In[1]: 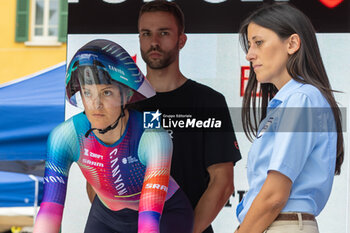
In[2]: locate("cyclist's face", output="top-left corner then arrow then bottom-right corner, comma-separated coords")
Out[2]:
81,84 -> 122,129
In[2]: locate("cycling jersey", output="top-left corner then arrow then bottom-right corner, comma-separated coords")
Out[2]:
34,110 -> 180,233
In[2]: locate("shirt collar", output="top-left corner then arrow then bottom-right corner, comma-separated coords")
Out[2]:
268,78 -> 304,109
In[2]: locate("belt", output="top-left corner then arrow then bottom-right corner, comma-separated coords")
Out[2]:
275,213 -> 316,222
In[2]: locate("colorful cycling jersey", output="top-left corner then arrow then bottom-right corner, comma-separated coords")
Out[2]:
33,110 -> 179,233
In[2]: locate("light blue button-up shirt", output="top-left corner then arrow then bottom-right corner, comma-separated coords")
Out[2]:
237,79 -> 337,223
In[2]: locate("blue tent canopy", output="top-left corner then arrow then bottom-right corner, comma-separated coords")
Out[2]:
0,171 -> 43,207
0,63 -> 65,207
0,63 -> 66,160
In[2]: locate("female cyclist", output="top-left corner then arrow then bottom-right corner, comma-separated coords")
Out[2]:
33,39 -> 193,233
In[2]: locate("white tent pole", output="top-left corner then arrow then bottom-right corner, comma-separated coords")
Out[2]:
28,174 -> 39,225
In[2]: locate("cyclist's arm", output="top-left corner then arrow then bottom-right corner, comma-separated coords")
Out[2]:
137,129 -> 173,233
33,122 -> 77,233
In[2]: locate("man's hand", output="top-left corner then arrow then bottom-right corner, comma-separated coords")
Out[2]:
193,162 -> 234,233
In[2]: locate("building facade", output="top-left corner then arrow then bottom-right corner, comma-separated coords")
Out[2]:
0,0 -> 67,84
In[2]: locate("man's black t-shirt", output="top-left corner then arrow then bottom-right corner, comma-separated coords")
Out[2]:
131,79 -> 241,232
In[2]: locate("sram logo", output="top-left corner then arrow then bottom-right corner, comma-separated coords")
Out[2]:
145,183 -> 168,192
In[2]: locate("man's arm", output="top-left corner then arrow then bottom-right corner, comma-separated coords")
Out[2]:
193,162 -> 234,233
193,92 -> 240,233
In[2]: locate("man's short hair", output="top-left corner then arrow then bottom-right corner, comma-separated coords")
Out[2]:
139,0 -> 185,34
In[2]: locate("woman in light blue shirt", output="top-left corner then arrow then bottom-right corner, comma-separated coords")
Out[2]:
235,3 -> 344,233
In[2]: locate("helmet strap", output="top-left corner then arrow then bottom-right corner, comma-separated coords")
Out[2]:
85,106 -> 126,138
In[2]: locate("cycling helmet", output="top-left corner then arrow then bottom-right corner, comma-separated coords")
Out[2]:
65,39 -> 155,136
66,39 -> 155,109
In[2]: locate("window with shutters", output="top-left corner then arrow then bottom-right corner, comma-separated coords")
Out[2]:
31,0 -> 59,43
16,0 -> 67,46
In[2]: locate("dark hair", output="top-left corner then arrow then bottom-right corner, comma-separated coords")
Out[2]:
139,0 -> 185,34
239,3 -> 344,175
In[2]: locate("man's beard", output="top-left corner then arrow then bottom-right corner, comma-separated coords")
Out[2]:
141,43 -> 179,69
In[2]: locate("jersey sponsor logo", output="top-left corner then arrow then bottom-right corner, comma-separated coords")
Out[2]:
143,110 -> 161,129
43,176 -> 65,184
89,151 -> 103,159
110,148 -> 118,157
145,183 -> 168,192
122,156 -> 138,164
110,155 -> 127,196
82,159 -> 104,167
84,148 -> 104,159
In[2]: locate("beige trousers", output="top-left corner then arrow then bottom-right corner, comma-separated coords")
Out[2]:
264,213 -> 319,233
